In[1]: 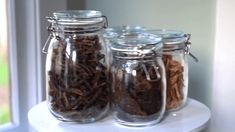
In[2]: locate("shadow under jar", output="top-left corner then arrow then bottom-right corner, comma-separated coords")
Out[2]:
148,29 -> 198,111
43,10 -> 110,123
108,29 -> 166,127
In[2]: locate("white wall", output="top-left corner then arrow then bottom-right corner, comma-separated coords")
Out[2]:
84,0 -> 216,107
210,0 -> 235,131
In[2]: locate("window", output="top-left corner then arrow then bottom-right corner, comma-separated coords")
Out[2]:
0,0 -> 66,131
0,0 -> 39,131
0,0 -> 11,126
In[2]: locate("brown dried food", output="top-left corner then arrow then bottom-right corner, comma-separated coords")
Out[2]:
163,54 -> 184,110
112,63 -> 163,117
48,35 -> 109,120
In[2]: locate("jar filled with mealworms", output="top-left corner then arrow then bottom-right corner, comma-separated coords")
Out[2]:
107,27 -> 166,127
148,29 -> 198,111
42,10 -> 109,122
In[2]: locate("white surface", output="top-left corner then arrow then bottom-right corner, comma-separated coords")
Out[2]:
210,0 -> 235,131
28,98 -> 210,132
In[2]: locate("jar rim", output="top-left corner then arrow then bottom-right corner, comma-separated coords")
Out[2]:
105,26 -> 162,54
111,32 -> 162,53
48,10 -> 106,27
147,29 -> 188,51
53,10 -> 103,19
103,25 -> 146,40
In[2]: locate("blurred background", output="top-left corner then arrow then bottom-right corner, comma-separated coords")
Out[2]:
0,0 -> 235,132
0,0 -> 10,125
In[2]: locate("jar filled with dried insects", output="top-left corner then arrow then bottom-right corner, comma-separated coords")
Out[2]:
108,27 -> 166,127
148,29 -> 198,111
42,10 -> 110,123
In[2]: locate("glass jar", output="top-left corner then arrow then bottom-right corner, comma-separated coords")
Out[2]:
42,10 -> 109,122
107,27 -> 166,127
148,29 -> 198,111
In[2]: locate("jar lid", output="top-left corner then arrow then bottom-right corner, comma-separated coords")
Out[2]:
104,26 -> 146,39
47,10 -> 107,29
148,29 -> 187,51
107,26 -> 162,59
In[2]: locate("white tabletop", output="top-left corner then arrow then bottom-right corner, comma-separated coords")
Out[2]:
28,98 -> 210,132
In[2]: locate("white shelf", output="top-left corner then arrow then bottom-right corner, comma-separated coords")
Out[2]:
28,98 -> 210,132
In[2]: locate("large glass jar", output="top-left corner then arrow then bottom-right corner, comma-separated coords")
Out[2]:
148,30 -> 198,111
107,27 -> 166,127
42,10 -> 109,122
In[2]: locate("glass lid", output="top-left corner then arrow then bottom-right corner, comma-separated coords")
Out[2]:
111,31 -> 162,54
148,29 -> 186,44
103,25 -> 146,39
53,10 -> 102,19
48,10 -> 105,26
147,29 -> 188,50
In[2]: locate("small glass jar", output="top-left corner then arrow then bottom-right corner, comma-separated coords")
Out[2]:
148,29 -> 198,111
107,27 -> 166,127
42,10 -> 109,122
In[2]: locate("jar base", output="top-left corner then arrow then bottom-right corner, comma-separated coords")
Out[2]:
112,111 -> 164,127
48,104 -> 110,123
166,98 -> 187,112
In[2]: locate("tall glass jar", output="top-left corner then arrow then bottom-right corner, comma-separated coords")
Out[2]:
148,29 -> 198,111
42,10 -> 109,122
107,27 -> 166,127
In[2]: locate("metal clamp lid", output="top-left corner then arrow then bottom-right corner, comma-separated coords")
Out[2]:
147,29 -> 199,62
142,63 -> 161,82
42,23 -> 61,54
184,34 -> 199,62
46,10 -> 108,29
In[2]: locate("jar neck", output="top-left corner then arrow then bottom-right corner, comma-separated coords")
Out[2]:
53,23 -> 103,33
47,23 -> 104,41
112,51 -> 162,61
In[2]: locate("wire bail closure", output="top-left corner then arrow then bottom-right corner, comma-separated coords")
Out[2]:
184,34 -> 199,62
42,18 -> 61,54
42,24 -> 53,54
102,15 -> 108,29
139,50 -> 161,82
